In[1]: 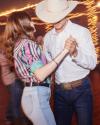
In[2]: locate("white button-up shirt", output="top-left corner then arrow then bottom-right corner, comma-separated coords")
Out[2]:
44,20 -> 97,84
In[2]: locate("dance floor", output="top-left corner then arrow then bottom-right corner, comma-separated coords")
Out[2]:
0,69 -> 100,125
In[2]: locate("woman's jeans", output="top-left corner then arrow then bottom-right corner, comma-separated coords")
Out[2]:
21,86 -> 56,125
54,77 -> 93,125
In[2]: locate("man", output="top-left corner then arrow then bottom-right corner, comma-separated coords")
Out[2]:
35,0 -> 97,125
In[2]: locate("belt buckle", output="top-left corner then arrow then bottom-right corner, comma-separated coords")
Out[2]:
62,83 -> 72,90
62,79 -> 82,90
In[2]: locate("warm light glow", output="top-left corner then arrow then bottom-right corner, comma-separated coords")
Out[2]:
0,1 -> 99,63
0,4 -> 36,17
86,0 -> 100,64
92,16 -> 98,22
96,1 -> 100,7
0,2 -> 100,26
0,22 -> 6,26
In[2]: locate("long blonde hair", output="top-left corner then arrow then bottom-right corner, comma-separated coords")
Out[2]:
3,11 -> 35,65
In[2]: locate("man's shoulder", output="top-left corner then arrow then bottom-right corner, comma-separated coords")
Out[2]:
44,29 -> 54,39
72,22 -> 89,33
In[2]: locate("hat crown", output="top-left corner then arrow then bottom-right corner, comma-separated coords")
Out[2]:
47,0 -> 69,12
36,0 -> 79,23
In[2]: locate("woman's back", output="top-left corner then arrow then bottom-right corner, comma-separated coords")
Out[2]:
14,38 -> 44,83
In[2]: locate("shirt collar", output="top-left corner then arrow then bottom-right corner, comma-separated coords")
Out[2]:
52,20 -> 72,35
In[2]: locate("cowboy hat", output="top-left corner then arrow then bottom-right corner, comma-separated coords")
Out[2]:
35,0 -> 79,23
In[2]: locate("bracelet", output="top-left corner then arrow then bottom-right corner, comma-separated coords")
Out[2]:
53,59 -> 58,66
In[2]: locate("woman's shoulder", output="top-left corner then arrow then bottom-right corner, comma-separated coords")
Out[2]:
23,38 -> 37,47
15,38 -> 36,51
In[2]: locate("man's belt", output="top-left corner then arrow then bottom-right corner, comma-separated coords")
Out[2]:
56,79 -> 83,90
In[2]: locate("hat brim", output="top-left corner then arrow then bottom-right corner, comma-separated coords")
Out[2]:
35,1 -> 79,23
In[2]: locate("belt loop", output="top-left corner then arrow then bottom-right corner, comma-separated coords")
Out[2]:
30,81 -> 33,87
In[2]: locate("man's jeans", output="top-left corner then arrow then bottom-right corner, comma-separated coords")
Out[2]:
54,77 -> 93,125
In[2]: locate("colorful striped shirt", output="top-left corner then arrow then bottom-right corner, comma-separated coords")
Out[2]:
14,38 -> 50,84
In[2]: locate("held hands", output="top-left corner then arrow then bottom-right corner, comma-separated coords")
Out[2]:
64,35 -> 78,57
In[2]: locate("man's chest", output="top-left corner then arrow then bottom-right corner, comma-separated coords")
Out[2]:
48,32 -> 70,58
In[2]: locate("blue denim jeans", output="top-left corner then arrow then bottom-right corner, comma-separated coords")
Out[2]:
21,86 -> 56,125
54,77 -> 93,125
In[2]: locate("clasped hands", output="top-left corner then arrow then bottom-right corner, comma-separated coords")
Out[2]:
64,35 -> 78,57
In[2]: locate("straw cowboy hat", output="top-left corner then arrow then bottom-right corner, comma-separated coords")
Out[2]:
35,0 -> 79,23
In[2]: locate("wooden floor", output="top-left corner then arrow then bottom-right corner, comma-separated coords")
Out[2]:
0,69 -> 100,125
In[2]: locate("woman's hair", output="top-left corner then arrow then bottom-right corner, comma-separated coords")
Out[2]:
3,11 -> 35,65
0,33 -> 4,50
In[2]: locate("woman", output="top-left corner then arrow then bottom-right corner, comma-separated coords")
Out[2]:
0,35 -> 31,125
3,11 -> 70,125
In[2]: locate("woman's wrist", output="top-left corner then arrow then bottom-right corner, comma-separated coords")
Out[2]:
51,48 -> 69,68
53,59 -> 58,66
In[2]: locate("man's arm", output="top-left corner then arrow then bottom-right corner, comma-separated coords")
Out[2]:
70,29 -> 97,70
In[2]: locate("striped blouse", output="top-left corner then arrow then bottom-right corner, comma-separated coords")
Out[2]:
14,38 -> 50,84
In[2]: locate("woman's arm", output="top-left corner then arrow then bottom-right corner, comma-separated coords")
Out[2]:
34,48 -> 69,82
18,40 -> 69,83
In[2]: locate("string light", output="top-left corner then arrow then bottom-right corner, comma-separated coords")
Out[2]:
0,4 -> 36,17
0,1 -> 99,63
96,1 -> 100,8
85,0 -> 100,64
0,2 -> 100,25
1,11 -> 100,26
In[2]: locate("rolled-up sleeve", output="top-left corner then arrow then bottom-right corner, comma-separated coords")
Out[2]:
72,29 -> 97,70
